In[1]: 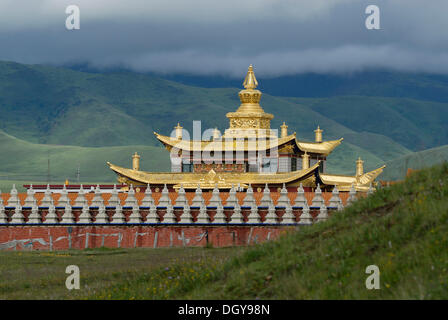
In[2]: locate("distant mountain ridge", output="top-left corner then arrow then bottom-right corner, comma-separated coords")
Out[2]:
67,64 -> 448,102
159,70 -> 448,103
381,144 -> 448,181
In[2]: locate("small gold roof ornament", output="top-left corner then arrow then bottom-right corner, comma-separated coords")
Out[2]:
281,122 -> 288,138
243,64 -> 258,89
356,157 -> 364,177
314,125 -> 323,143
132,152 -> 140,171
175,123 -> 183,140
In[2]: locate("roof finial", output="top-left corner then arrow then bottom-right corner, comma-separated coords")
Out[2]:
243,64 -> 258,89
314,125 -> 323,143
132,152 -> 140,171
356,157 -> 364,177
175,123 -> 183,140
280,122 -> 288,138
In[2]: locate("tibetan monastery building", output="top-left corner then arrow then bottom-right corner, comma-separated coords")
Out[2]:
107,65 -> 385,192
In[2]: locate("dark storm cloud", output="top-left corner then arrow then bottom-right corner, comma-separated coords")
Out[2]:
0,0 -> 446,76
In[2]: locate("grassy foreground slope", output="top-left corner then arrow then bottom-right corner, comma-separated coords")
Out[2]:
83,162 -> 447,299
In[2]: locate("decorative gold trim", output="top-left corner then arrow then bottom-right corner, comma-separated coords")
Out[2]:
107,161 -> 321,188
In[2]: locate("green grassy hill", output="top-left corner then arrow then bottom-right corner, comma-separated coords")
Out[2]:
85,162 -> 447,299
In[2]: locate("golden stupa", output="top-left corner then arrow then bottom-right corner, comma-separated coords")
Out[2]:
107,65 -> 385,191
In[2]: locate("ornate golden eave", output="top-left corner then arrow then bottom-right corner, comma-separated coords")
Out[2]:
154,132 -> 343,156
107,161 -> 321,188
294,136 -> 343,156
154,132 -> 296,153
320,165 -> 386,191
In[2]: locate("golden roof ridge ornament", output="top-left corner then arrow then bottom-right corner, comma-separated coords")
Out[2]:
243,64 -> 258,89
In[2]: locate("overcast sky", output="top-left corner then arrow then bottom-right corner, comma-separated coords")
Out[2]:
0,0 -> 446,76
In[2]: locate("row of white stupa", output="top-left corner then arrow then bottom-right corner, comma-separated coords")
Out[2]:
0,183 -> 372,225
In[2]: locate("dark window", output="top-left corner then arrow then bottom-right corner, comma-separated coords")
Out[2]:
182,163 -> 193,172
291,158 -> 297,171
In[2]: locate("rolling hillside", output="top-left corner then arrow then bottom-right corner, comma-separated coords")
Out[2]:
2,61 -> 444,152
289,96 -> 448,151
382,145 -> 448,181
0,130 -> 170,191
161,70 -> 448,103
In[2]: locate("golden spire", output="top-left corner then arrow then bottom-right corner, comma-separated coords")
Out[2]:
225,65 -> 274,134
243,64 -> 258,89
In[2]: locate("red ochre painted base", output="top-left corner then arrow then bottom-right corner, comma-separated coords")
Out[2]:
0,226 -> 295,251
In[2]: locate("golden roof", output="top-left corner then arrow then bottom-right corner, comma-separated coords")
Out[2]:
107,160 -> 383,191
107,161 -> 321,189
154,132 -> 343,156
154,132 -> 295,152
